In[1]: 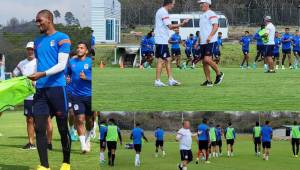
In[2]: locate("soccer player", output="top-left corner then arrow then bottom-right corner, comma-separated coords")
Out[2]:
216,124 -> 223,156
153,0 -> 189,87
130,123 -> 149,167
154,126 -> 166,157
140,30 -> 155,68
183,34 -> 194,67
292,30 -> 300,69
225,122 -> 236,157
290,121 -> 300,157
176,120 -> 194,170
99,120 -> 107,164
281,27 -> 292,69
169,28 -> 182,68
239,31 -> 252,69
213,32 -> 223,64
27,10 -> 71,170
196,0 -> 224,87
274,31 -> 281,70
196,118 -> 210,164
253,24 -> 266,67
263,16 -> 276,73
261,120 -> 273,160
104,118 -> 122,166
68,42 -> 92,153
209,122 -> 218,158
253,121 -> 262,156
191,31 -> 201,69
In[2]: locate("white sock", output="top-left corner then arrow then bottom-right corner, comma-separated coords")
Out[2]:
213,152 -> 216,157
79,135 -> 86,150
85,131 -> 92,143
183,167 -> 187,170
227,151 -> 230,156
162,150 -> 166,155
100,152 -> 104,161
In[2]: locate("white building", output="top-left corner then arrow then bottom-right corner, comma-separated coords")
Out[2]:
91,0 -> 121,44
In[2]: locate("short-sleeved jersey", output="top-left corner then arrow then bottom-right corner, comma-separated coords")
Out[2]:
197,123 -> 209,141
281,33 -> 292,49
254,31 -> 264,46
185,38 -> 194,50
265,23 -> 275,45
292,35 -> 300,51
132,127 -> 144,144
100,124 -> 107,140
154,7 -> 171,44
141,36 -> 155,52
240,35 -> 252,51
274,37 -> 281,53
199,10 -> 219,45
155,128 -> 164,141
261,125 -> 272,142
68,57 -> 92,97
177,128 -> 192,150
170,33 -> 181,49
34,31 -> 71,88
216,127 -> 222,141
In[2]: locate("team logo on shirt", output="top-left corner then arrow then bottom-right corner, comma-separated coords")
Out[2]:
50,40 -> 55,47
84,64 -> 89,70
73,104 -> 79,111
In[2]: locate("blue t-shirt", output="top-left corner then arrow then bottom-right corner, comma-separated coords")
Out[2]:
261,125 -> 272,142
197,123 -> 209,141
34,31 -> 71,88
193,36 -> 199,50
215,37 -> 223,52
216,127 -> 222,141
274,37 -> 281,54
154,128 -> 164,141
254,31 -> 264,46
141,36 -> 155,52
240,35 -> 251,51
185,38 -> 194,51
170,33 -> 181,49
65,68 -> 73,94
99,124 -> 107,140
68,57 -> 92,97
292,35 -> 300,51
281,33 -> 292,50
132,127 -> 144,144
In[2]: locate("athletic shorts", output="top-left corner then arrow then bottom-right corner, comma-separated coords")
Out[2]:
134,144 -> 142,152
107,141 -> 117,150
156,140 -> 164,147
33,87 -> 68,118
210,141 -> 217,147
72,95 -> 92,116
254,137 -> 261,144
257,45 -> 265,53
293,50 -> 300,56
24,100 -> 33,117
193,48 -> 201,58
180,150 -> 193,162
100,140 -> 106,149
291,138 -> 300,146
216,140 -> 222,147
265,45 -> 275,57
142,51 -> 154,57
213,51 -> 221,58
198,140 -> 209,150
67,92 -> 73,109
199,42 -> 218,59
273,52 -> 279,58
243,50 -> 249,55
155,44 -> 170,60
226,139 -> 235,145
282,49 -> 291,54
171,48 -> 181,56
262,141 -> 271,149
185,49 -> 192,58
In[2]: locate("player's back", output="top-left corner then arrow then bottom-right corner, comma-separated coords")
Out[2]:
197,124 -> 209,141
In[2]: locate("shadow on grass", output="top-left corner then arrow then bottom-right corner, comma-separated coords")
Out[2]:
0,144 -> 23,148
0,164 -> 29,170
8,136 -> 27,139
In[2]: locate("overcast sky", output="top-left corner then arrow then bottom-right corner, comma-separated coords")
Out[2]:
0,0 -> 91,27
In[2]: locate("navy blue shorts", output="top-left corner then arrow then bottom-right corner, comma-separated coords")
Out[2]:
274,52 -> 279,58
257,45 -> 265,53
293,50 -> 300,56
192,48 -> 201,58
171,48 -> 181,56
33,87 -> 68,118
243,50 -> 249,55
282,49 -> 291,54
213,51 -> 221,58
155,44 -> 170,60
200,42 -> 218,59
67,92 -> 73,109
142,51 -> 154,57
265,45 -> 275,57
185,49 -> 192,58
72,95 -> 92,116
24,100 -> 33,117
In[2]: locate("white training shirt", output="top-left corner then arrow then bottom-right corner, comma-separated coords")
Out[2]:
154,7 -> 171,45
176,128 -> 192,150
265,23 -> 276,45
13,58 -> 36,100
199,9 -> 219,45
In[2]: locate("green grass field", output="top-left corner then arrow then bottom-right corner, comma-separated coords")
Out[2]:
93,67 -> 300,111
1,111 -> 299,170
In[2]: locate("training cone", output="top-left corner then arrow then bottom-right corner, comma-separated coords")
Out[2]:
99,61 -> 105,69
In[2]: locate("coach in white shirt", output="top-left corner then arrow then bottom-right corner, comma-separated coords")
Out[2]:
154,0 -> 189,87
263,16 -> 276,73
196,0 -> 224,87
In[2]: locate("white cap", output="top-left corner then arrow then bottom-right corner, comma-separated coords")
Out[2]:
26,41 -> 34,49
197,0 -> 211,5
264,16 -> 272,21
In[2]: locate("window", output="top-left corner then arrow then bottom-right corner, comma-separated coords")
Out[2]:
219,18 -> 227,28
194,19 -> 200,28
171,21 -> 178,24
106,19 -> 115,41
180,19 -> 193,27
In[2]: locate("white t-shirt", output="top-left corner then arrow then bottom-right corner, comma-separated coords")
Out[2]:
176,128 -> 192,150
199,10 -> 219,45
154,7 -> 171,45
13,58 -> 36,100
265,23 -> 276,45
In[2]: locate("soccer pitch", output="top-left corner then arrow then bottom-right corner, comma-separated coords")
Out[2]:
0,112 -> 299,170
93,67 -> 300,111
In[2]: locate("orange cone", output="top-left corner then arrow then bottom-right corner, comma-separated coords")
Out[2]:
100,61 -> 105,69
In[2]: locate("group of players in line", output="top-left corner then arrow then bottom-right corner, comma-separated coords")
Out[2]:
99,117 -> 300,170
